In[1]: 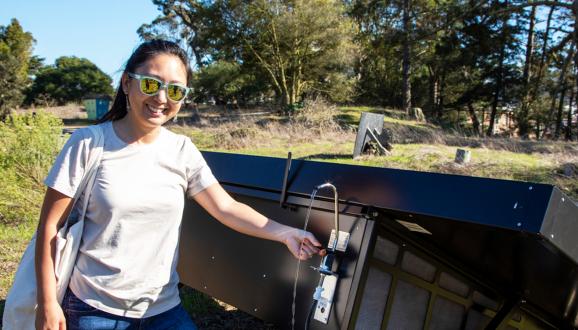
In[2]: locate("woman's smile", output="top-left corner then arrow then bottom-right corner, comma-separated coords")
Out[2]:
145,104 -> 168,117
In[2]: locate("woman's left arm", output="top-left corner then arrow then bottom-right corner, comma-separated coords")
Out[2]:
193,183 -> 322,260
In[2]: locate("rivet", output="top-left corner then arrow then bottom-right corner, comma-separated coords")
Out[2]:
562,197 -> 565,202
513,202 -> 518,209
262,274 -> 267,278
203,285 -> 207,289
409,214 -> 413,218
551,234 -> 555,239
254,308 -> 258,312
516,222 -> 522,227
529,186 -> 533,190
211,256 -> 215,260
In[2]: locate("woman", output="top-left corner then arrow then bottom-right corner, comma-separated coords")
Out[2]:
35,40 -> 322,330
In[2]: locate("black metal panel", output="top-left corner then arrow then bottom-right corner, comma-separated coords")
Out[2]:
190,151 -> 578,327
203,152 -> 552,233
178,192 -> 374,329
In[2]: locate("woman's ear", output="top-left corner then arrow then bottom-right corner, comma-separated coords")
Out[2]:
121,73 -> 130,95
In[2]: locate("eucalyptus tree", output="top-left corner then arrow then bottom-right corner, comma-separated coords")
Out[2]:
142,0 -> 358,108
346,0 -> 429,110
509,1 -> 574,137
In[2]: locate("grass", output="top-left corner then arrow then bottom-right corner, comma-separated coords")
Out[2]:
167,105 -> 578,199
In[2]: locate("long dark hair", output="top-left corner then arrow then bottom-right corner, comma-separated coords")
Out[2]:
99,40 -> 191,123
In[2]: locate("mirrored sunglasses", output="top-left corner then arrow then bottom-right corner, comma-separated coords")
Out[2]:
128,72 -> 190,103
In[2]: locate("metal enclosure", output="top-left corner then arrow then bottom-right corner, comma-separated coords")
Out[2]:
178,151 -> 578,329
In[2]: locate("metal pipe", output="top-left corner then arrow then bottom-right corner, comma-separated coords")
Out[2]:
316,183 -> 339,251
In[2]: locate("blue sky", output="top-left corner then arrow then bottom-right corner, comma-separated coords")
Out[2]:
1,0 -> 161,86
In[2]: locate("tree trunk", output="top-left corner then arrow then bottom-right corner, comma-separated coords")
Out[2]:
517,6 -> 536,137
546,43 -> 575,138
487,0 -> 508,137
555,84 -> 567,139
437,70 -> 446,120
520,6 -> 555,137
544,90 -> 558,138
537,7 -> 554,85
522,6 -> 536,85
565,87 -> 575,141
467,102 -> 481,136
574,0 -> 578,97
481,108 -> 485,133
284,92 -> 291,109
427,66 -> 438,117
402,0 -> 412,114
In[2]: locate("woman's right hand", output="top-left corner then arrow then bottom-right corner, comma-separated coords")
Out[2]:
36,301 -> 66,330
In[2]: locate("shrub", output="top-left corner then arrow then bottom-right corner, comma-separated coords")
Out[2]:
0,111 -> 63,225
292,97 -> 342,132
212,124 -> 261,150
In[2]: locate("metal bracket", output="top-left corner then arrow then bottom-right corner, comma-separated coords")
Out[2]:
364,206 -> 379,220
485,297 -> 521,330
280,151 -> 292,207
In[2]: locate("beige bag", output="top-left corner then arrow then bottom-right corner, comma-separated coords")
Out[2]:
2,125 -> 104,330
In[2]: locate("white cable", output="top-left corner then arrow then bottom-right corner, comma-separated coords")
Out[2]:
291,188 -> 318,330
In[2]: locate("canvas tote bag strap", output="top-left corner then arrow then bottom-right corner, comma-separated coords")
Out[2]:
61,124 -> 104,231
53,124 -> 105,302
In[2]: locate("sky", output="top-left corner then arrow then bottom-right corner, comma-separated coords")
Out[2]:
1,0 -> 161,86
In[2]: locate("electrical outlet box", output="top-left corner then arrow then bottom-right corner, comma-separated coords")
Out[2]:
328,230 -> 350,252
313,275 -> 338,324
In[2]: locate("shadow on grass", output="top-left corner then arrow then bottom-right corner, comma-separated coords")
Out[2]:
62,118 -> 96,126
335,113 -> 358,126
1,299 -> 4,327
179,286 -> 276,330
444,136 -> 578,154
298,153 -> 351,161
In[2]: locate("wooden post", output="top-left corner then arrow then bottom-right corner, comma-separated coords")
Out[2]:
455,149 -> 471,164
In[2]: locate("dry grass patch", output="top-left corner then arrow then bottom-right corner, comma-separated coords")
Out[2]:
15,103 -> 86,120
169,99 -> 352,153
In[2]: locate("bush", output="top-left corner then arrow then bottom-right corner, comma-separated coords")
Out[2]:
0,111 -> 63,225
292,97 -> 341,132
212,124 -> 261,150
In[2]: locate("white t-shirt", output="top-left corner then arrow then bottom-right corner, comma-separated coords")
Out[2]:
44,121 -> 217,318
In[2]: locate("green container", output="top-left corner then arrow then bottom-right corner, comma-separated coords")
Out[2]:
84,97 -> 110,120
84,99 -> 97,120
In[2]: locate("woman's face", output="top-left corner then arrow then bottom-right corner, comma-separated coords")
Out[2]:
122,53 -> 187,130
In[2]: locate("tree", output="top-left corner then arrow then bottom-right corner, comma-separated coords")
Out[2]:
401,0 -> 412,114
193,60 -> 267,105
487,0 -> 512,137
138,2 -> 231,68
0,19 -> 35,119
26,56 -> 113,105
142,0 -> 358,108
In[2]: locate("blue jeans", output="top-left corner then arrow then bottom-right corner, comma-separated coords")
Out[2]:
62,288 -> 198,330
